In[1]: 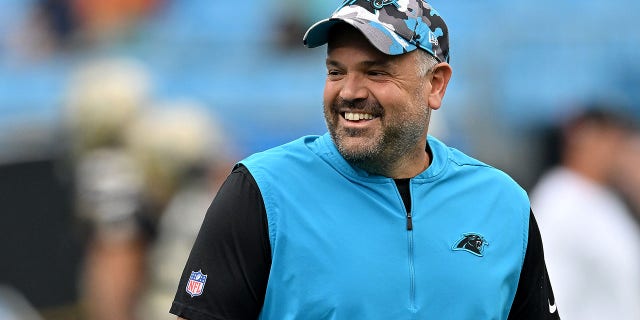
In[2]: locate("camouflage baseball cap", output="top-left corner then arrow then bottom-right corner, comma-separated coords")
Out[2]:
303,0 -> 449,63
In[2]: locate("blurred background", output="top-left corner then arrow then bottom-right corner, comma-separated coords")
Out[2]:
0,0 -> 639,319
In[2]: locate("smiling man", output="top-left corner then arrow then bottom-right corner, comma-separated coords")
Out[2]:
170,1 -> 560,319
322,23 -> 445,178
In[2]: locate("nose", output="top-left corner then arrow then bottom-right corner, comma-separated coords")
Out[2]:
339,73 -> 368,103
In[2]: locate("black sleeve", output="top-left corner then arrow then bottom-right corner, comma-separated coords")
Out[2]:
170,165 -> 271,320
507,210 -> 560,320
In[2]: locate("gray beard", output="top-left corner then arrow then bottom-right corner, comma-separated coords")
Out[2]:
325,107 -> 430,177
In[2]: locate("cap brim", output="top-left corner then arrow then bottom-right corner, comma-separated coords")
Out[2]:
302,18 -> 337,48
303,18 -> 417,56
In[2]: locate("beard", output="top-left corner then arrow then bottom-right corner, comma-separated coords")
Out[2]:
324,97 -> 430,176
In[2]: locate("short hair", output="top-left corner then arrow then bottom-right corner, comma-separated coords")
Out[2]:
415,50 -> 439,77
568,107 -> 633,130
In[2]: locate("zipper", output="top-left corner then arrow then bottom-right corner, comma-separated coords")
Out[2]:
395,179 -> 416,312
407,220 -> 416,312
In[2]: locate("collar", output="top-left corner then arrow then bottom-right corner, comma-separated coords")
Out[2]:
312,132 -> 448,184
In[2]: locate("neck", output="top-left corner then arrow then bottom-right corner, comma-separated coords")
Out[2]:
564,152 -> 609,185
390,150 -> 431,178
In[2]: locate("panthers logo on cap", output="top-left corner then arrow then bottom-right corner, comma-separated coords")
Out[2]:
341,0 -> 400,11
452,233 -> 489,257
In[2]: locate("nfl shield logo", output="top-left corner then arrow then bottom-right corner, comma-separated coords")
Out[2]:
186,270 -> 207,297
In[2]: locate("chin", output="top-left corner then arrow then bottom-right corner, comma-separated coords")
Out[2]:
334,135 -> 380,160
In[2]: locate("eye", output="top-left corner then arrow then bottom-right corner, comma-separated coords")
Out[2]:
326,68 -> 345,81
367,70 -> 388,77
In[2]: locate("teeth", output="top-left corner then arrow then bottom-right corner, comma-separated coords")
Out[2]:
344,112 -> 374,121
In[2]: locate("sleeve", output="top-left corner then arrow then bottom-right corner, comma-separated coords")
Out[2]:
169,165 -> 271,320
507,209 -> 560,320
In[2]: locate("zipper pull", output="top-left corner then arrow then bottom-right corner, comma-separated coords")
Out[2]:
406,212 -> 413,230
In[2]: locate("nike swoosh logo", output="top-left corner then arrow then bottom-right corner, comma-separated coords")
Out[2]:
548,299 -> 557,313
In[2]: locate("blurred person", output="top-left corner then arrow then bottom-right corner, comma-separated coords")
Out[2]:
62,57 -> 152,320
171,1 -> 559,319
77,101 -> 233,320
531,107 -> 640,320
65,54 -> 234,320
124,102 -> 234,320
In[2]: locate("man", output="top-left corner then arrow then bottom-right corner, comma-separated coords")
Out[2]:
531,108 -> 640,320
171,1 -> 559,319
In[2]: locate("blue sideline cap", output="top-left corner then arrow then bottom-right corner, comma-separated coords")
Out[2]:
303,0 -> 449,63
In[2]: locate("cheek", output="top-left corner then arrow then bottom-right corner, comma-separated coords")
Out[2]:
323,81 -> 339,106
366,87 -> 393,109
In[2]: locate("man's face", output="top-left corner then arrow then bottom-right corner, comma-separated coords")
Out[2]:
323,25 -> 432,174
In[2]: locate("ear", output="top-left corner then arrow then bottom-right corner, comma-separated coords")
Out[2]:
425,62 -> 452,110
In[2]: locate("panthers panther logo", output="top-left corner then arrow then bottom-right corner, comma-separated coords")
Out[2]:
341,0 -> 400,10
452,233 -> 489,257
